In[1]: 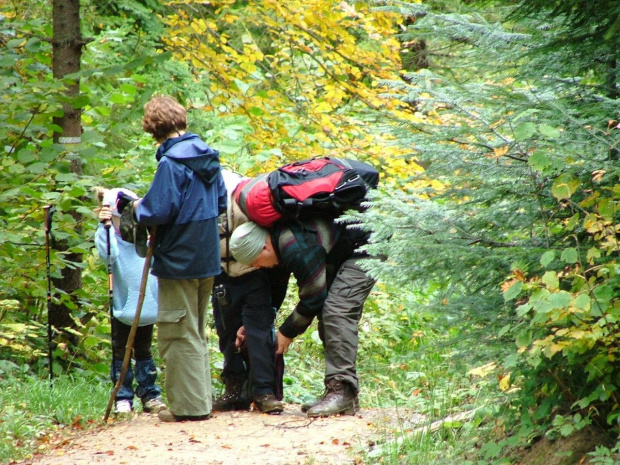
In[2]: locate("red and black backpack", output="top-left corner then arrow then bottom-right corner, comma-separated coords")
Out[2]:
234,157 -> 379,228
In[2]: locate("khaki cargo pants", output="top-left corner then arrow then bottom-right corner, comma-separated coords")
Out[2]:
157,277 -> 213,417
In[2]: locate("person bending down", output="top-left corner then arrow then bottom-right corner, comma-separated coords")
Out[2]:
230,218 -> 376,417
211,169 -> 289,415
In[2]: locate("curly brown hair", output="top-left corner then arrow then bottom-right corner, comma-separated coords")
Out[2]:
142,95 -> 187,142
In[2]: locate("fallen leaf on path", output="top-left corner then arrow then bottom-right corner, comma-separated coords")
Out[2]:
72,415 -> 84,428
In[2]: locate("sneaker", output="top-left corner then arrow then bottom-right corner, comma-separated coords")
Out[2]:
142,396 -> 167,414
253,394 -> 283,415
114,399 -> 132,415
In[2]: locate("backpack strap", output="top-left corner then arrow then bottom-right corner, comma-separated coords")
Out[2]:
225,212 -> 231,275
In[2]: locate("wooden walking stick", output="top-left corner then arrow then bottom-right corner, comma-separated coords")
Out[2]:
103,226 -> 157,422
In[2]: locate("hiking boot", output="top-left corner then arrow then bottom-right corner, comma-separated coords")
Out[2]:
158,408 -> 212,422
253,394 -> 284,415
301,393 -> 359,413
212,376 -> 251,412
114,399 -> 133,417
306,380 -> 358,418
158,408 -> 176,422
142,396 -> 166,414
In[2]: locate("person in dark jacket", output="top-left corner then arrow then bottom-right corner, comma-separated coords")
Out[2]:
211,170 -> 290,415
229,218 -> 376,417
128,95 -> 226,422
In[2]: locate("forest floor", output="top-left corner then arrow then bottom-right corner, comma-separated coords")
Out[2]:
13,403 -> 416,465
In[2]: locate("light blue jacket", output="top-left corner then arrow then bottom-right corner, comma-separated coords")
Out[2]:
95,224 -> 158,326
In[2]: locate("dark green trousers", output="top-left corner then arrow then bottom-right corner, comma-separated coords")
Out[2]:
319,258 -> 376,393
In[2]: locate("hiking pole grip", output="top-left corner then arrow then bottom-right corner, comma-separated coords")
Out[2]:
103,225 -> 158,422
43,205 -> 56,387
102,203 -> 112,230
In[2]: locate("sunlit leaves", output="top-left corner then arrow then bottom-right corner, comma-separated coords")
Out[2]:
527,150 -> 550,172
551,174 -> 579,200
538,123 -> 561,139
540,250 -> 555,267
503,281 -> 523,302
560,247 -> 579,264
160,0 -> 410,174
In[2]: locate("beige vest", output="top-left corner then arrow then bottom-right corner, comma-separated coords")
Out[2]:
219,170 -> 256,277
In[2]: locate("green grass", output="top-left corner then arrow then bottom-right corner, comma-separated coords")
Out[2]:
0,362 -> 110,464
346,287 -> 510,465
361,375 -> 500,465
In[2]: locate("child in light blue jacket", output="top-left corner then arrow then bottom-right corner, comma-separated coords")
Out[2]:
95,187 -> 165,416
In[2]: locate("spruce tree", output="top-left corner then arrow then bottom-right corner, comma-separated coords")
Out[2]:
359,0 -> 620,451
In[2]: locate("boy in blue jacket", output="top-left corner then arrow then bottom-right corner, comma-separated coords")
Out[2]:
126,95 -> 227,422
95,187 -> 165,416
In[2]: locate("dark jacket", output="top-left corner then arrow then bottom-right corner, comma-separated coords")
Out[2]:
136,133 -> 227,279
272,218 -> 366,338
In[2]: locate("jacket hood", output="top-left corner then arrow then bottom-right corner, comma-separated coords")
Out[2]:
157,133 -> 221,184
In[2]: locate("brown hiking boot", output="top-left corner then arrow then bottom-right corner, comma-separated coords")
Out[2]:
213,376 -> 251,412
158,408 -> 212,422
306,380 -> 358,418
253,394 -> 283,415
142,396 -> 167,414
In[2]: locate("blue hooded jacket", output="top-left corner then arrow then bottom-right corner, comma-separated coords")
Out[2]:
136,133 -> 227,279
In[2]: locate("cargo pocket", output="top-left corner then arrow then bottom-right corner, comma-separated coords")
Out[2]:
157,308 -> 187,340
332,262 -> 374,300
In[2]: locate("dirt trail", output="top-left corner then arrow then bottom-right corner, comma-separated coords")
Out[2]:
16,404 -> 409,465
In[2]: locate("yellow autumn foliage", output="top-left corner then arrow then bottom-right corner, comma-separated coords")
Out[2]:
158,0 -> 427,185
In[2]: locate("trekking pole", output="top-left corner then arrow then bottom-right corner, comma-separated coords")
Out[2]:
44,205 -> 56,387
103,226 -> 157,422
103,208 -> 117,390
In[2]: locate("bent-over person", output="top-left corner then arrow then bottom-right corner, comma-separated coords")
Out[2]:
212,169 -> 289,415
230,218 -> 376,417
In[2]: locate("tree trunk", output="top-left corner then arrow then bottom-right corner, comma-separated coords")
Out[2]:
51,0 -> 84,334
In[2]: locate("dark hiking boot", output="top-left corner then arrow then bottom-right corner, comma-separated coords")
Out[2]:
253,394 -> 284,415
212,376 -> 251,412
301,393 -> 359,413
306,380 -> 359,418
